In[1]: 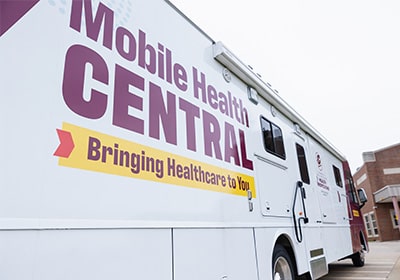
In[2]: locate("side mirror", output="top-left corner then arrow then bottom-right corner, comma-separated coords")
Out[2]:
357,188 -> 368,208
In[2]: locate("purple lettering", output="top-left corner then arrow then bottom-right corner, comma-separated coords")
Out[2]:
173,63 -> 188,92
224,122 -> 240,166
203,110 -> 222,160
87,136 -> 101,160
102,145 -> 113,163
116,26 -> 137,61
165,48 -> 173,84
157,44 -> 165,80
113,64 -> 145,134
218,92 -> 228,115
179,98 -> 200,151
62,44 -> 108,119
138,30 -> 156,74
240,99 -> 249,127
192,67 -> 207,103
239,129 -> 253,170
232,96 -> 241,123
207,85 -> 218,110
149,82 -> 177,145
70,0 -> 114,49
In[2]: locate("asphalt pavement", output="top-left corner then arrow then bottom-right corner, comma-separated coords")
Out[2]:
321,240 -> 400,280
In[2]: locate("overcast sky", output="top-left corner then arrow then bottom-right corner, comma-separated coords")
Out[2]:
171,0 -> 400,172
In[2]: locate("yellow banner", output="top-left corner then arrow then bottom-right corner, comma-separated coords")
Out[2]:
57,122 -> 255,197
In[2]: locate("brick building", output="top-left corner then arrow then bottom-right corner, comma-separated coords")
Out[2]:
353,143 -> 400,241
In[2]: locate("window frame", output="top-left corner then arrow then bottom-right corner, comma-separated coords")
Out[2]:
260,116 -> 286,160
332,165 -> 343,188
363,211 -> 379,238
295,143 -> 310,184
390,209 -> 399,229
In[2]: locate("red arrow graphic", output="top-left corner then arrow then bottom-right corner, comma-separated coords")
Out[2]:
0,0 -> 40,37
54,129 -> 75,158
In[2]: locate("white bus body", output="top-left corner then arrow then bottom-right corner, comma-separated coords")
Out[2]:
0,1 -> 367,279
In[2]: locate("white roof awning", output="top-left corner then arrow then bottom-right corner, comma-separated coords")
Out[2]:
374,184 -> 400,203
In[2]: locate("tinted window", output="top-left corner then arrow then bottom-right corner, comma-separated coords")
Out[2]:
261,117 -> 286,159
333,165 -> 343,187
345,170 -> 358,203
296,143 -> 310,184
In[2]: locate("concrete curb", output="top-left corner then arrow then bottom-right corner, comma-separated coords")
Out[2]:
387,255 -> 400,280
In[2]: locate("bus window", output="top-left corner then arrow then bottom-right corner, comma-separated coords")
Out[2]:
260,117 -> 286,159
333,165 -> 343,187
296,143 -> 310,184
345,170 -> 358,204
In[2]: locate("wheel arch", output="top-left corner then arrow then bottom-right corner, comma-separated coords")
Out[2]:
273,233 -> 312,279
274,234 -> 298,275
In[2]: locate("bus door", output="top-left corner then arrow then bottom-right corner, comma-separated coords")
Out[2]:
255,117 -> 292,218
313,152 -> 339,224
292,133 -> 328,279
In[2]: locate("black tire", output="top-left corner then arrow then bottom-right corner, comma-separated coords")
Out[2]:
272,244 -> 295,280
351,251 -> 365,267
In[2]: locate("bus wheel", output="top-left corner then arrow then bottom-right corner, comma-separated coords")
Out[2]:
272,244 -> 295,280
351,250 -> 365,267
